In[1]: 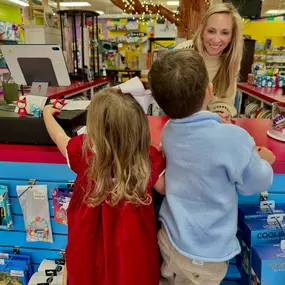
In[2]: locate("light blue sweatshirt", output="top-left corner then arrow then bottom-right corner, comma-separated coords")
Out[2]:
160,111 -> 274,262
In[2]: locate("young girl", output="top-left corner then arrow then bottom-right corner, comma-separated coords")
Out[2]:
43,88 -> 165,285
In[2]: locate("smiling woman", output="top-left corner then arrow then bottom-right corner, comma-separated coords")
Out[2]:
176,3 -> 244,121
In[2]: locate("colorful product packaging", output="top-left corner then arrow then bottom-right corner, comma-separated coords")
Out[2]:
0,185 -> 13,230
52,188 -> 73,226
251,243 -> 285,285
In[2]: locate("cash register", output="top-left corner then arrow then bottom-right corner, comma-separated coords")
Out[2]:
0,45 -> 86,145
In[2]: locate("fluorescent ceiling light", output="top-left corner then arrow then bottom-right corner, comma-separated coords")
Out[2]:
60,2 -> 91,7
265,9 -> 285,14
166,1 -> 179,5
9,0 -> 29,6
96,11 -> 105,15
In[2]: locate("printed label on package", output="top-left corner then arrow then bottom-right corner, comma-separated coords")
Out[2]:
0,259 -> 4,265
10,270 -> 24,277
0,253 -> 9,259
33,192 -> 47,200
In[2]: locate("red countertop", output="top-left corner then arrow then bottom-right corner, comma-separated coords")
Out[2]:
148,117 -> 285,174
46,78 -> 110,99
0,78 -> 111,100
237,82 -> 285,104
0,117 -> 284,173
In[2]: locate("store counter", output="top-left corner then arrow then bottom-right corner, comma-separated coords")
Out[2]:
46,78 -> 110,99
0,117 -> 284,274
237,82 -> 285,108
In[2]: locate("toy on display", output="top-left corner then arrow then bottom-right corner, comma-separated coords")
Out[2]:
16,185 -> 53,243
16,97 -> 27,117
30,104 -> 42,118
267,102 -> 285,142
0,185 -> 13,230
53,99 -> 65,112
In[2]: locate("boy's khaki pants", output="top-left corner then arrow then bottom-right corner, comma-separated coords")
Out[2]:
158,226 -> 228,285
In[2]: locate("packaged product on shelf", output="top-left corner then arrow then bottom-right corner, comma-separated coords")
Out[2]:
0,252 -> 32,279
238,203 -> 285,221
254,75 -> 276,87
251,243 -> 285,285
238,216 -> 285,284
0,259 -> 29,285
0,185 -> 13,230
247,73 -> 254,85
278,75 -> 285,87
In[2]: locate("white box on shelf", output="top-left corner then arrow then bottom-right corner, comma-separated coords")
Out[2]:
24,27 -> 61,45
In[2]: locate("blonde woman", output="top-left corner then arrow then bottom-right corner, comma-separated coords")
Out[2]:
43,88 -> 166,285
176,3 -> 243,123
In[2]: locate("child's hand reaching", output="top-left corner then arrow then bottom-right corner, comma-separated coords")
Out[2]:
256,146 -> 276,165
217,112 -> 232,124
43,105 -> 61,116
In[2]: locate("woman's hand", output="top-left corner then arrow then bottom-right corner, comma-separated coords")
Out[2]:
217,112 -> 232,124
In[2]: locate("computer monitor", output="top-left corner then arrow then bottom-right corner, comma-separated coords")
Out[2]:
1,44 -> 71,97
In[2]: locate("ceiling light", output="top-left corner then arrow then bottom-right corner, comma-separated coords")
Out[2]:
9,0 -> 29,6
96,11 -> 105,15
265,9 -> 285,15
60,2 -> 91,7
166,1 -> 179,5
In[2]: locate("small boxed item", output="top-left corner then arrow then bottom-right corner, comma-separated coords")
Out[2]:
238,202 -> 285,221
0,185 -> 13,230
0,252 -> 32,279
278,75 -> 285,87
247,73 -> 254,85
251,243 -> 285,285
255,75 -> 276,87
238,216 -> 285,284
0,259 -> 29,285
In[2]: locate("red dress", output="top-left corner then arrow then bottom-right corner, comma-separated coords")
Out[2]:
66,135 -> 165,285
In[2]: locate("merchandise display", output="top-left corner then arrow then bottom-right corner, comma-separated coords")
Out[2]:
16,185 -> 53,243
52,188 -> 73,226
238,199 -> 285,284
0,185 -> 13,230
267,102 -> 285,142
251,243 -> 285,284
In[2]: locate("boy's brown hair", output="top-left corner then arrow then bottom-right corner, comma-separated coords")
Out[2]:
148,49 -> 209,119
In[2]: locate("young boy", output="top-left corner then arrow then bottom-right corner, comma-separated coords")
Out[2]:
148,49 -> 275,285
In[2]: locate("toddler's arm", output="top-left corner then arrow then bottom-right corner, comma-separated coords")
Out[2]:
153,175 -> 165,195
236,146 -> 274,196
43,105 -> 70,157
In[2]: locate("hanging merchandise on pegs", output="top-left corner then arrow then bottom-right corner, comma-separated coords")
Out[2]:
16,184 -> 53,243
52,188 -> 73,226
0,185 -> 13,230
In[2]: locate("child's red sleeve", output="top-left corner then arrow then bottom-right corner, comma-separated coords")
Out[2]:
149,145 -> 166,186
66,134 -> 86,174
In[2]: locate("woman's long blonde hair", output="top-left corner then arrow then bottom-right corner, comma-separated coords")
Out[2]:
193,3 -> 243,98
83,88 -> 151,207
